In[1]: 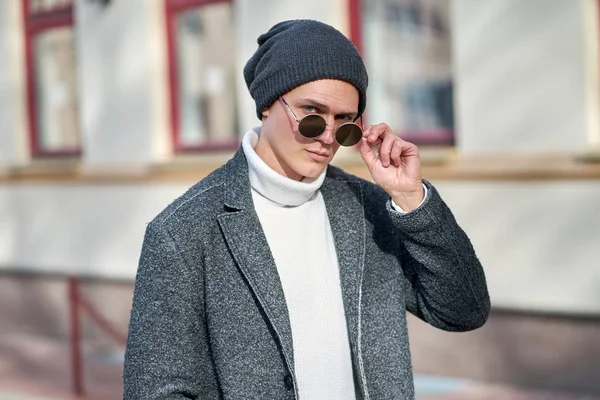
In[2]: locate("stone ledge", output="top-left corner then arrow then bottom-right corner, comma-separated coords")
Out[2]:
1,152 -> 600,183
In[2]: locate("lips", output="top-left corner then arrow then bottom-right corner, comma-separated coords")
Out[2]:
306,149 -> 330,162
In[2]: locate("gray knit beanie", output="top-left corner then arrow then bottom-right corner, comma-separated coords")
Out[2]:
244,19 -> 368,120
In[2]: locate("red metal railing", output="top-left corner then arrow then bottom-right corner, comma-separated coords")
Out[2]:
67,276 -> 127,397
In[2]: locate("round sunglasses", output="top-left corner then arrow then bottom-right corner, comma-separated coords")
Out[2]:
280,97 -> 363,147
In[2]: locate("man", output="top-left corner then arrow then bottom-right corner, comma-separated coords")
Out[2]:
124,19 -> 489,400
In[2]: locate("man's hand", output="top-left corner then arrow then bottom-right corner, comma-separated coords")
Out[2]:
359,123 -> 424,212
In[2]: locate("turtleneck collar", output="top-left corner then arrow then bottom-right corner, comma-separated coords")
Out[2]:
241,127 -> 327,207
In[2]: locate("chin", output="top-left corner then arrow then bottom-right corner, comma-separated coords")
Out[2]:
297,162 -> 327,180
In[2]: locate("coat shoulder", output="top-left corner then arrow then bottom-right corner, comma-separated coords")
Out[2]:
149,163 -> 229,232
326,165 -> 388,205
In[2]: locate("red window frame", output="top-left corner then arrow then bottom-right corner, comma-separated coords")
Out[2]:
348,0 -> 455,146
348,0 -> 364,57
165,0 -> 239,153
22,0 -> 81,157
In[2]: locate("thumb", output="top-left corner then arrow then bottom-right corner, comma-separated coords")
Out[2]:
359,138 -> 378,170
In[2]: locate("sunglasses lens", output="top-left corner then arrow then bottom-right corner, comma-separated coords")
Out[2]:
298,115 -> 326,138
336,124 -> 363,147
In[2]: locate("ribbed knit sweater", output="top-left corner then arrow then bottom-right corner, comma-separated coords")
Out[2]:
242,129 -> 356,400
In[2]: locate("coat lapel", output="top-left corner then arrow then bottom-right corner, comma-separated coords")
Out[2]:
320,171 -> 366,359
216,149 -> 295,374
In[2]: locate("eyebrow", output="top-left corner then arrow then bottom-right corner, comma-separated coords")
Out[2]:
297,98 -> 357,118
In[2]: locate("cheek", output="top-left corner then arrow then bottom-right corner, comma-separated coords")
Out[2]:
272,127 -> 305,161
292,126 -> 318,146
331,142 -> 342,155
279,118 -> 302,142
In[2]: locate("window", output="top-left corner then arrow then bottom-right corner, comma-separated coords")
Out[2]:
165,0 -> 238,152
23,0 -> 81,157
352,0 -> 454,146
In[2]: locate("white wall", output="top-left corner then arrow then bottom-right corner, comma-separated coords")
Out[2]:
434,180 -> 600,314
1,179 -> 600,315
0,0 -> 29,168
452,0 -> 592,153
75,0 -> 170,169
0,182 -> 184,280
444,1 -> 600,314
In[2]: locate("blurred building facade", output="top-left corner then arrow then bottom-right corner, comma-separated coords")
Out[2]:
1,0 -> 600,393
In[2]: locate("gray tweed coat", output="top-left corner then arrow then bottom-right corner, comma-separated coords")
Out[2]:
123,148 -> 490,400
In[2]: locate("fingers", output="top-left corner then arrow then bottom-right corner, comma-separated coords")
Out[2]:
391,140 -> 403,168
363,124 -> 387,146
362,123 -> 414,168
360,125 -> 382,170
359,136 -> 378,168
379,130 -> 396,167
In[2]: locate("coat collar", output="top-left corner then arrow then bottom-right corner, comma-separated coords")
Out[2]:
222,148 -> 254,211
217,148 -> 366,374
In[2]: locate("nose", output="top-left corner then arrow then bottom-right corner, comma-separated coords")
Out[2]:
316,123 -> 336,145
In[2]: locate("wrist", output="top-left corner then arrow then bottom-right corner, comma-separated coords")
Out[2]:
390,186 -> 425,212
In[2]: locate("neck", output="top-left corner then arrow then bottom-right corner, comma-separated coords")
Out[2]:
242,127 -> 326,207
254,132 -> 303,181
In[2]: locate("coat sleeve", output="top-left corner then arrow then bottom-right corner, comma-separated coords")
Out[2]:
123,221 -> 220,399
386,180 -> 491,332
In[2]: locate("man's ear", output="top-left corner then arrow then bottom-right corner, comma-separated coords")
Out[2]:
262,110 -> 269,119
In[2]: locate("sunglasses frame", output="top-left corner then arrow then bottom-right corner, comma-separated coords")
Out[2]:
279,96 -> 364,147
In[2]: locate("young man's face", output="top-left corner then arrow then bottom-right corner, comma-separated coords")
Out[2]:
255,79 -> 360,181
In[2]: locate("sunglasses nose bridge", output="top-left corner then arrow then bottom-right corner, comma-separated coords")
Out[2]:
316,121 -> 337,144
323,121 -> 336,133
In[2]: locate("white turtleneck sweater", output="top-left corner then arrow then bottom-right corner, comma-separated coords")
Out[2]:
242,128 -> 356,400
